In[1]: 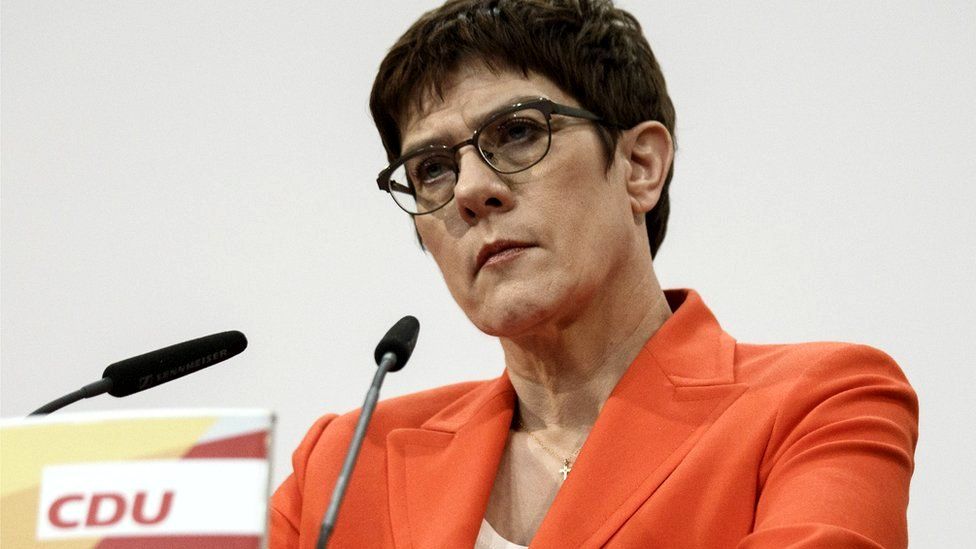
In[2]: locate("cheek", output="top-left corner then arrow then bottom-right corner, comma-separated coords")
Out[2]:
415,217 -> 470,297
535,154 -> 632,276
532,148 -> 624,235
414,216 -> 437,252
415,218 -> 452,271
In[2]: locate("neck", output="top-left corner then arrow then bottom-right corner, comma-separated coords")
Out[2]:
501,267 -> 671,436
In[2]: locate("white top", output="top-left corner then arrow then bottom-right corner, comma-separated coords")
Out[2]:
475,519 -> 529,549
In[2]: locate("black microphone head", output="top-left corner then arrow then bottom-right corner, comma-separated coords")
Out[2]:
102,330 -> 247,397
373,316 -> 419,372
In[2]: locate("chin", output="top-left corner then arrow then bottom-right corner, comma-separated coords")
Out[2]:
465,292 -> 560,338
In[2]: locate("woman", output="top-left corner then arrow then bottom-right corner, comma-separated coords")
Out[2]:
271,1 -> 918,547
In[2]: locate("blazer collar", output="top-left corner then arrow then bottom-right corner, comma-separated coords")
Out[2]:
386,289 -> 746,548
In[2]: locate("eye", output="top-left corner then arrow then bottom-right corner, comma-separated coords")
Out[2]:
409,154 -> 455,187
492,118 -> 546,146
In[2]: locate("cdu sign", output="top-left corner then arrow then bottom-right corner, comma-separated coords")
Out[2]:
36,459 -> 267,540
47,490 -> 174,528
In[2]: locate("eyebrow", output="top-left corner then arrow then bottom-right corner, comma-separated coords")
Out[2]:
399,94 -> 546,156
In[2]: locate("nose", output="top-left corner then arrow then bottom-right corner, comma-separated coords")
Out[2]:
452,147 -> 515,222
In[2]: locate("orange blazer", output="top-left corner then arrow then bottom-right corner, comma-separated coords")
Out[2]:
271,290 -> 918,548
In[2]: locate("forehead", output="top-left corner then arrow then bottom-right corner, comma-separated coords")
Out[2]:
400,62 -> 576,152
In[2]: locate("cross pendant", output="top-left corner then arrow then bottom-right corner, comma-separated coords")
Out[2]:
559,459 -> 572,480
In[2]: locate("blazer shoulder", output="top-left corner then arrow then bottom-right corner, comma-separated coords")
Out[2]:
735,342 -> 919,548
733,340 -> 913,389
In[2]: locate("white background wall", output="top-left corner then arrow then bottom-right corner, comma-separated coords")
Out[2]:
2,1 -> 973,545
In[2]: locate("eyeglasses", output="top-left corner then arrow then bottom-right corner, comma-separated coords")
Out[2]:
376,98 -> 607,215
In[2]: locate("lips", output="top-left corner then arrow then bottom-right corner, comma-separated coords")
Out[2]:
475,240 -> 534,273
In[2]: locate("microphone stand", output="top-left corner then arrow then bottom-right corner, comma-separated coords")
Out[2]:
317,351 -> 397,549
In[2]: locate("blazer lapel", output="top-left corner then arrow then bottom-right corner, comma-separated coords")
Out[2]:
531,289 -> 747,548
386,290 -> 744,548
386,374 -> 516,549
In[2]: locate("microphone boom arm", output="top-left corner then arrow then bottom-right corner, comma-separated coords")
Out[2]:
30,378 -> 113,416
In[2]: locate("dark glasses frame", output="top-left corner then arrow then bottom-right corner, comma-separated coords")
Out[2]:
376,98 -> 607,215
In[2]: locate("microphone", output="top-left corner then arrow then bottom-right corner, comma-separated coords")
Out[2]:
29,331 -> 248,415
317,316 -> 420,549
373,315 -> 420,371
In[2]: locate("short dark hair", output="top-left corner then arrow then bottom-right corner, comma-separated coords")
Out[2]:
369,0 -> 675,258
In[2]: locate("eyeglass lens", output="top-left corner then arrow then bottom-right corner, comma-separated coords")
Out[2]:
388,107 -> 553,214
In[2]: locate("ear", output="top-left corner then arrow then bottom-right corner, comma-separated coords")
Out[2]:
620,121 -> 673,216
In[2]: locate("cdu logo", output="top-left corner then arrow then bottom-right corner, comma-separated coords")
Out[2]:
36,459 -> 267,541
47,490 -> 175,529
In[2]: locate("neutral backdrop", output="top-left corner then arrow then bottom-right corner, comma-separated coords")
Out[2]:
2,1 -> 973,545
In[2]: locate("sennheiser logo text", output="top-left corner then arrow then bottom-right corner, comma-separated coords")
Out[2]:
138,349 -> 228,389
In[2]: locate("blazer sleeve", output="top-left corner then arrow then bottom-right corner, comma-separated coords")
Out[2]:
738,345 -> 919,549
269,413 -> 338,549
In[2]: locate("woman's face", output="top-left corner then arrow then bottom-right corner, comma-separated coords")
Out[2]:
401,63 -> 646,338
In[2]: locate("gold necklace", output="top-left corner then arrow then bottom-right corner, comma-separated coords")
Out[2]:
517,418 -> 586,481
